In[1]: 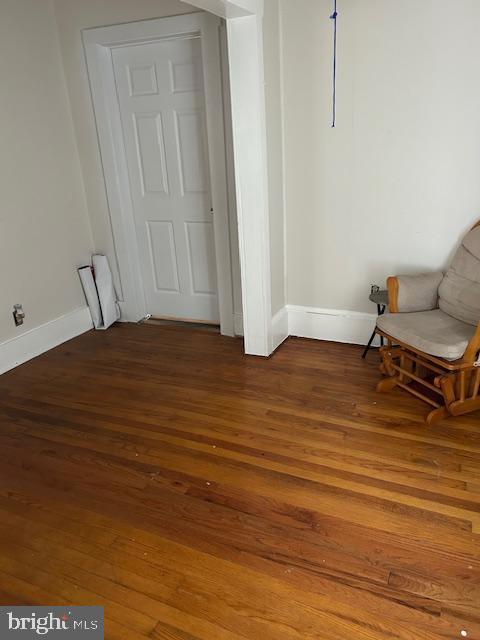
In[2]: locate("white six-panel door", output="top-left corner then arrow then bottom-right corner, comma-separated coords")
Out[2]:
112,36 -> 220,323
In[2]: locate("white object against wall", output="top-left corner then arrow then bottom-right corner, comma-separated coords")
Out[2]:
0,0 -> 93,345
78,267 -> 102,328
92,255 -> 121,328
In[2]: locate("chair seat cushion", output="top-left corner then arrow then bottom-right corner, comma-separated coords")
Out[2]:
377,309 -> 477,360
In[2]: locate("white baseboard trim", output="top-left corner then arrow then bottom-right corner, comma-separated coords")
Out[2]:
272,306 -> 289,352
0,304 -> 378,375
287,305 -> 380,347
0,306 -> 93,375
234,304 -> 379,351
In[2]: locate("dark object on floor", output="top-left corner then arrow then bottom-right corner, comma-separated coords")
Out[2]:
362,288 -> 388,359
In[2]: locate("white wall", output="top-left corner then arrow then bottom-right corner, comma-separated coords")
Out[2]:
47,0 -> 480,349
52,0 -> 196,297
0,0 -> 93,344
281,0 -> 480,315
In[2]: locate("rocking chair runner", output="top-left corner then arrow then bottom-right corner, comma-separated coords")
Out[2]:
376,221 -> 480,424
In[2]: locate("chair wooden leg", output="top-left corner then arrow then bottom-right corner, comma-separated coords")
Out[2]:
375,331 -> 480,423
425,406 -> 449,425
438,375 -> 456,406
376,376 -> 399,392
449,397 -> 480,416
379,346 -> 397,377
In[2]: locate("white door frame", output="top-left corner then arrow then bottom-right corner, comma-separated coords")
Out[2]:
83,12 -> 235,336
84,1 -> 273,355
183,0 -> 273,356
225,8 -> 273,355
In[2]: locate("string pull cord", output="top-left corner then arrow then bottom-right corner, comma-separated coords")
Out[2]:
330,0 -> 338,127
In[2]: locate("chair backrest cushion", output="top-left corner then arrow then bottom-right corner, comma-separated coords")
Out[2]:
438,225 -> 480,326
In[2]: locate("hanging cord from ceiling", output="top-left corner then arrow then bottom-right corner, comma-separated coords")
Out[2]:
330,0 -> 338,127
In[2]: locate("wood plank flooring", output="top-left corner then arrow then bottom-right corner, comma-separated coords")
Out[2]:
0,323 -> 479,639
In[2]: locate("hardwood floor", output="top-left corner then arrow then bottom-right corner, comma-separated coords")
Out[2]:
0,323 -> 479,639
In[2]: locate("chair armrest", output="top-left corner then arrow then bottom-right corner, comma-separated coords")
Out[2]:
387,272 -> 443,313
463,320 -> 480,363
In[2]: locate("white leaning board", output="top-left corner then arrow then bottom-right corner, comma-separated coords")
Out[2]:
79,255 -> 120,330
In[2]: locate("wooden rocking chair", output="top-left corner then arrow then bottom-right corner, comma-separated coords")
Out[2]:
376,221 -> 480,424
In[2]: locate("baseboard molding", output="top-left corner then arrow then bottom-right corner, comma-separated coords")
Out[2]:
234,304 -> 379,351
272,306 -> 289,352
0,304 -> 378,374
0,306 -> 93,375
287,305 -> 380,347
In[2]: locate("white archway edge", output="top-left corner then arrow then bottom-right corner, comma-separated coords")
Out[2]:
182,0 -> 274,356
185,0 -> 261,19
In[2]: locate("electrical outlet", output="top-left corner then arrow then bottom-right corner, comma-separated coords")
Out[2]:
13,304 -> 25,327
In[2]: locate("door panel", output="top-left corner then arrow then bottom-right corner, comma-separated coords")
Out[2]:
147,221 -> 179,292
133,113 -> 169,195
127,64 -> 158,96
185,221 -> 217,295
174,109 -> 209,195
112,37 -> 219,323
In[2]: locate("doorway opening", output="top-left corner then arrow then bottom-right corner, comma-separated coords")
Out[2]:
83,12 -> 241,337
